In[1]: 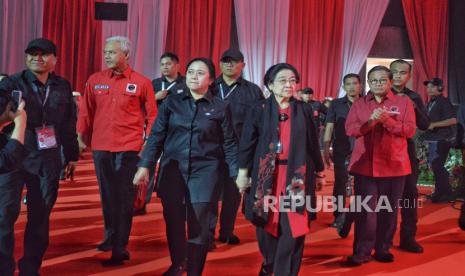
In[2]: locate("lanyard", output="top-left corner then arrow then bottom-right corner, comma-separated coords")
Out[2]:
219,83 -> 238,100
32,83 -> 51,126
162,81 -> 176,91
32,83 -> 51,107
428,100 -> 436,114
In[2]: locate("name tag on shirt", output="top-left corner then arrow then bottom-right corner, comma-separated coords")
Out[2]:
35,125 -> 58,150
177,89 -> 184,94
94,84 -> 110,90
126,84 -> 137,93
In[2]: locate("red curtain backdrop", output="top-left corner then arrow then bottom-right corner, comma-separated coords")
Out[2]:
286,0 -> 345,100
165,0 -> 232,74
42,0 -> 102,93
402,0 -> 449,100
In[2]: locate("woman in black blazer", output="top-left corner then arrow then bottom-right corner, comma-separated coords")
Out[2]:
236,63 -> 325,276
133,58 -> 238,276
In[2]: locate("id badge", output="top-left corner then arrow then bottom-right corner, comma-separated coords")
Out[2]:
35,125 -> 58,150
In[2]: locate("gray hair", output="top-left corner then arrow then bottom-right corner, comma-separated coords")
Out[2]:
105,36 -> 131,55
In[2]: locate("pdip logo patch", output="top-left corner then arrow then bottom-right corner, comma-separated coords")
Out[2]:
126,84 -> 137,93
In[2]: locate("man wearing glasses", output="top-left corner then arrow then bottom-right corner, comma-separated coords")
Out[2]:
344,66 -> 416,266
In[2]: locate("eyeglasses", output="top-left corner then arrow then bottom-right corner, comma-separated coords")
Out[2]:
275,78 -> 297,86
279,113 -> 289,121
368,79 -> 388,85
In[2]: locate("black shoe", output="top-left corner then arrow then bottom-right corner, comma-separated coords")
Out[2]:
208,240 -> 216,251
431,194 -> 454,203
330,214 -> 345,228
162,264 -> 186,276
459,205 -> 465,231
258,263 -> 273,276
218,234 -> 240,244
100,257 -> 124,267
97,239 -> 112,252
133,204 -> 147,216
122,249 -> 130,260
337,215 -> 352,239
373,252 -> 394,263
346,255 -> 371,266
399,240 -> 424,253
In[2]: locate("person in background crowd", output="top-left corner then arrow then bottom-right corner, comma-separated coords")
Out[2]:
0,94 -> 27,276
0,38 -> 79,274
77,36 -> 157,266
345,66 -> 416,266
209,48 -> 264,250
152,52 -> 186,107
423,78 -> 457,203
456,102 -> 465,231
323,73 -> 362,229
237,63 -> 325,276
0,74 -> 8,82
298,87 -> 327,129
390,59 -> 430,253
134,57 -> 238,276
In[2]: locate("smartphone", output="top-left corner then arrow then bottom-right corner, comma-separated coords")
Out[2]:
11,90 -> 22,111
11,90 -> 22,104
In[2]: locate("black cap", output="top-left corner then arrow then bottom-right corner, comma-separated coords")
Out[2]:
25,38 -> 57,55
301,87 -> 314,95
221,48 -> 244,62
423,77 -> 443,87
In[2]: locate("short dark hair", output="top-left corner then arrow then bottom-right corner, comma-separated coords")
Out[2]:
264,63 -> 300,91
186,57 -> 216,81
301,87 -> 314,94
343,73 -> 361,85
390,59 -> 412,72
160,52 -> 179,63
368,66 -> 393,80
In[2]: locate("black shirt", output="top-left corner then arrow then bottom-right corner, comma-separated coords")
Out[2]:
151,73 -> 186,106
325,96 -> 354,153
392,87 -> 430,130
139,90 -> 238,203
425,95 -> 456,141
0,70 -> 79,174
0,133 -> 27,174
213,76 -> 264,139
392,87 -> 431,159
308,100 -> 327,128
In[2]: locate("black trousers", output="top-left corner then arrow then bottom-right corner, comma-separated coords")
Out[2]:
210,177 -> 241,240
353,175 -> 405,256
400,152 -> 420,243
256,213 -> 305,276
430,141 -> 453,196
0,168 -> 59,276
162,187 -> 212,276
142,165 -> 156,205
92,151 -> 138,257
333,152 -> 350,218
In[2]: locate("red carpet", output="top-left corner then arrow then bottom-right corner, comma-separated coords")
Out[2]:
12,153 -> 465,275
